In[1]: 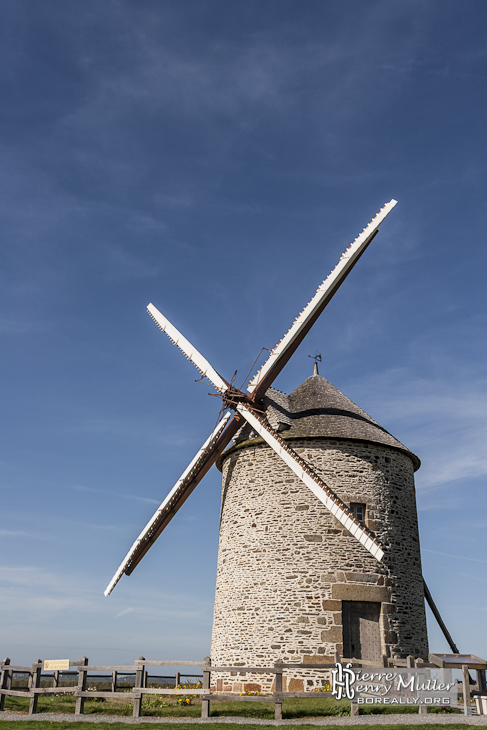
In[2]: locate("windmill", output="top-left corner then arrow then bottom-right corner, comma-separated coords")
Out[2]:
105,200 -> 443,690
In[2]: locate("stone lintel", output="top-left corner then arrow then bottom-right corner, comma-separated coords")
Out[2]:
331,583 -> 391,602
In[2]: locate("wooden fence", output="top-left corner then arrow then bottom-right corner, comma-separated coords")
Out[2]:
1,654 -> 485,719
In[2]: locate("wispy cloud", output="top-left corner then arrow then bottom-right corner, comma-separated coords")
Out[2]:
115,607 -> 134,619
348,367 -> 487,492
423,549 -> 487,565
104,243 -> 161,281
85,523 -> 124,532
0,529 -> 46,539
72,484 -> 159,506
0,565 -> 212,623
0,316 -> 49,334
69,416 -> 191,448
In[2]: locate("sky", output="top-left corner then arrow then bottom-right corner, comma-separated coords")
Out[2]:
1,0 -> 486,670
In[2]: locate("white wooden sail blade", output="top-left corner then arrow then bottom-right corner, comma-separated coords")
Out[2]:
105,411 -> 234,596
147,303 -> 229,394
236,404 -> 384,562
247,200 -> 397,397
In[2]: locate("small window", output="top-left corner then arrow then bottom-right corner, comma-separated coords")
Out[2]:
350,502 -> 366,524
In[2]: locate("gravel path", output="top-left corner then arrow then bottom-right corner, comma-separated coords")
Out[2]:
0,713 -> 486,725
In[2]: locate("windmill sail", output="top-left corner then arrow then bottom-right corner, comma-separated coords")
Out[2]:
104,411 -> 239,596
106,201 -> 395,594
147,303 -> 229,394
247,200 -> 397,398
236,403 -> 384,561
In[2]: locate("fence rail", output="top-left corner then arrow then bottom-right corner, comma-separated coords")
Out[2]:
1,654 -> 485,720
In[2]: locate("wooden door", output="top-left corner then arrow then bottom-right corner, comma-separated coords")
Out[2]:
342,601 -> 381,662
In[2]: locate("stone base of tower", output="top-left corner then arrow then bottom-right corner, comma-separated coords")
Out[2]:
210,670 -> 333,694
210,377 -> 429,691
210,436 -> 428,692
211,571 -> 428,693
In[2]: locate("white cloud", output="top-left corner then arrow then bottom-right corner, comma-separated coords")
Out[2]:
423,549 -> 487,565
349,367 -> 487,492
0,565 -> 212,622
0,529 -> 45,539
72,484 -> 159,506
115,606 -> 134,619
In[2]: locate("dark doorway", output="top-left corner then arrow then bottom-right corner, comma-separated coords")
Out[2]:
342,601 -> 381,661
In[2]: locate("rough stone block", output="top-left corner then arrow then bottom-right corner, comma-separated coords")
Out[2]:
288,678 -> 304,692
366,520 -> 380,531
345,572 -> 379,583
303,655 -> 333,664
322,599 -> 341,611
321,573 -> 336,582
321,626 -> 343,642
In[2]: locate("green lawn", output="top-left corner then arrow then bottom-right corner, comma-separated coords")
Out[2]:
0,723 -> 479,730
0,692 -> 463,720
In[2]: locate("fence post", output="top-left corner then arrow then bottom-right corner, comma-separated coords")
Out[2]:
111,670 -> 117,693
462,664 -> 472,715
414,658 -> 428,715
75,657 -> 88,715
28,660 -> 42,715
478,668 -> 487,696
274,659 -> 283,721
175,671 -> 181,687
133,656 -> 145,718
0,658 -> 11,712
201,656 -> 211,719
53,670 -> 59,688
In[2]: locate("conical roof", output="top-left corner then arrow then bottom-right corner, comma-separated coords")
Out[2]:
262,374 -> 420,470
227,374 -> 420,471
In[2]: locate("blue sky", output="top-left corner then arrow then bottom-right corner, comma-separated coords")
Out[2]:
1,0 -> 486,668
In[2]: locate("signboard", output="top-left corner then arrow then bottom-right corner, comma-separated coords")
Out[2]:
44,659 -> 70,671
331,662 -> 458,707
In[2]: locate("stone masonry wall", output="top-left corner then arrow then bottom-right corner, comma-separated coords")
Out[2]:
210,438 -> 428,693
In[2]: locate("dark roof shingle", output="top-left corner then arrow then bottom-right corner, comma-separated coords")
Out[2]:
265,375 -> 420,470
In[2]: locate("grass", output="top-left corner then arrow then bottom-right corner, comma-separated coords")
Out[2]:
0,693 -> 463,720
0,720 -> 477,730
4,694 -> 349,719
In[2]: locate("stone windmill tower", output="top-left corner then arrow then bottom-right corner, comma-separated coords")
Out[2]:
210,374 -> 428,691
105,200 -> 429,683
